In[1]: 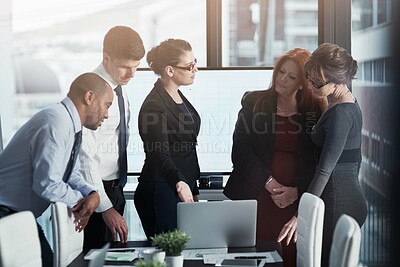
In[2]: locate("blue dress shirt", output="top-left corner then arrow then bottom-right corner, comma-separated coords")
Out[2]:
0,97 -> 94,217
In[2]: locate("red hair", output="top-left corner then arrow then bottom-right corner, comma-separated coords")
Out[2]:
255,48 -> 325,114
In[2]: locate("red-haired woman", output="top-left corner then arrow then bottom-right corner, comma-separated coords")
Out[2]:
224,48 -> 326,267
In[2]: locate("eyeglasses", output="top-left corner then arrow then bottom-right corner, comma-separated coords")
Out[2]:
173,58 -> 197,72
307,77 -> 330,89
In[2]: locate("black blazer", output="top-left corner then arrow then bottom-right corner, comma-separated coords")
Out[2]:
224,90 -> 320,200
138,79 -> 201,192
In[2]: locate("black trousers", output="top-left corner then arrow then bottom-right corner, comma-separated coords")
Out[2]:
83,181 -> 126,249
134,181 -> 181,240
0,206 -> 54,267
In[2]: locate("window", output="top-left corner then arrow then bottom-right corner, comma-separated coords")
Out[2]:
352,0 -> 373,31
9,0 -> 207,140
352,0 -> 392,31
385,57 -> 393,84
374,59 -> 384,83
382,139 -> 392,177
12,0 -> 207,66
221,0 -> 318,66
357,58 -> 392,84
364,61 -> 373,82
361,130 -> 370,161
351,0 -> 394,264
377,0 -> 387,24
371,133 -> 380,169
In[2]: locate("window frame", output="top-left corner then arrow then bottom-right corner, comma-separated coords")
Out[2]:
205,0 -> 352,68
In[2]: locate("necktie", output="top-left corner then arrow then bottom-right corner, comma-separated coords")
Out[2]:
114,85 -> 128,187
63,131 -> 82,182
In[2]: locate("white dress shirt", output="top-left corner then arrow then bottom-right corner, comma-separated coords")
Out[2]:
78,63 -> 131,212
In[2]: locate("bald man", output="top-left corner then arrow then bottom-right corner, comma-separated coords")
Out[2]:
0,72 -> 113,267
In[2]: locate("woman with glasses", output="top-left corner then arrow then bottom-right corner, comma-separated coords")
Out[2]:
278,43 -> 367,266
134,39 -> 200,238
224,48 -> 325,267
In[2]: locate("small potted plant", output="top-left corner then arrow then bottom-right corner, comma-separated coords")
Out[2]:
151,229 -> 190,267
136,259 -> 167,267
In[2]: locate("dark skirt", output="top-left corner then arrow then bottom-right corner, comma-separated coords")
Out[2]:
320,162 -> 368,266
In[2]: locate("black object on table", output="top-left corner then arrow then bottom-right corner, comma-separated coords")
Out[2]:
68,240 -> 283,267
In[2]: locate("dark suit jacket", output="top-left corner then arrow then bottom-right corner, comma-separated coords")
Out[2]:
138,79 -> 201,193
224,90 -> 320,200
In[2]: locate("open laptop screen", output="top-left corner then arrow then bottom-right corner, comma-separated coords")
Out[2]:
177,200 -> 257,249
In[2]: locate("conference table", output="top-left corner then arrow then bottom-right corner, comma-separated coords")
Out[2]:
68,240 -> 283,267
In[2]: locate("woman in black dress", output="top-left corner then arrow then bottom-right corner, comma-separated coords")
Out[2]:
278,43 -> 368,266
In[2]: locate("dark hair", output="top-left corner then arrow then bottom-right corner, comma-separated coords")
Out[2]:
103,26 -> 145,60
305,43 -> 358,87
146,39 -> 192,75
69,72 -> 111,96
254,48 -> 324,115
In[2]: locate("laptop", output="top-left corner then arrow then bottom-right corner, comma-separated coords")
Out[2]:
88,243 -> 110,267
177,200 -> 257,249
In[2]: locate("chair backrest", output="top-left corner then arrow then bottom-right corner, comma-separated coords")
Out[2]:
329,214 -> 361,267
0,211 -> 42,267
51,202 -> 83,267
297,192 -> 325,267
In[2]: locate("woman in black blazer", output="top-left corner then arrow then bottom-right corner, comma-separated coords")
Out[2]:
223,48 -> 326,267
134,39 -> 200,239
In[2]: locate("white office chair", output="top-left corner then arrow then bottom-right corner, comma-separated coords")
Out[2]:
296,192 -> 325,267
329,214 -> 361,267
0,211 -> 42,267
51,202 -> 84,267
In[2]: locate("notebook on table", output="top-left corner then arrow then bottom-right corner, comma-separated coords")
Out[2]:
177,200 -> 257,249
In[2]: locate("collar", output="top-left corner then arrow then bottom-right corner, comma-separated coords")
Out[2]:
153,79 -> 199,137
61,97 -> 82,134
94,63 -> 119,89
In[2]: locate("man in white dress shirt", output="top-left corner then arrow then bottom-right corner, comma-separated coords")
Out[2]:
79,26 -> 145,248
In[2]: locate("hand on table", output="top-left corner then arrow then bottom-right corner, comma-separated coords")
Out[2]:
176,181 -> 194,202
102,207 -> 129,243
277,216 -> 298,246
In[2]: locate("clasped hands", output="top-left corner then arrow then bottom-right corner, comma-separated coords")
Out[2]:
264,176 -> 298,209
264,176 -> 299,246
